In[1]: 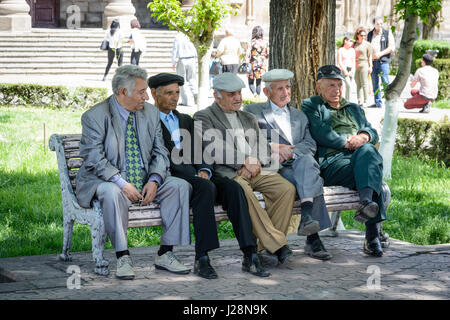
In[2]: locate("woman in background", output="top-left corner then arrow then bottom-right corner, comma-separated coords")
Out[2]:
353,27 -> 373,107
337,36 -> 356,101
102,19 -> 124,81
129,19 -> 146,66
247,26 -> 269,97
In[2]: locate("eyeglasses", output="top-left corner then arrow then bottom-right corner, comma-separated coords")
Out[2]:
359,34 -> 367,37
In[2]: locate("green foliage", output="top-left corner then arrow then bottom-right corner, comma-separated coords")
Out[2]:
395,118 -> 449,166
0,83 -> 107,110
392,0 -> 442,25
148,0 -> 234,57
411,40 -> 450,73
414,57 -> 450,100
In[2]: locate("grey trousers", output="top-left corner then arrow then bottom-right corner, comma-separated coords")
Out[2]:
279,154 -> 332,231
176,57 -> 198,105
96,176 -> 192,252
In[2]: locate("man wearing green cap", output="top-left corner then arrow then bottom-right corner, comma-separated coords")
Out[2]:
244,69 -> 333,261
194,72 -> 297,267
301,65 -> 387,257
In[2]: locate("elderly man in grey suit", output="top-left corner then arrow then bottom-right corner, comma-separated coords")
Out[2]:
244,69 -> 333,260
194,72 -> 296,266
76,65 -> 192,280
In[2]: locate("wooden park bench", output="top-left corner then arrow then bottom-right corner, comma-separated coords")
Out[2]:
49,133 -> 390,275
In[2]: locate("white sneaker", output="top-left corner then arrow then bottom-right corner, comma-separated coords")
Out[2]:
116,255 -> 135,280
154,251 -> 190,274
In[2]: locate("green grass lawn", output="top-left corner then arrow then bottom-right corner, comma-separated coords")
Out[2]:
0,106 -> 448,258
433,99 -> 450,110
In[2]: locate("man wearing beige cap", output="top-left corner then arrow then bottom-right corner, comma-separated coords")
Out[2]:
244,69 -> 333,260
194,72 -> 296,266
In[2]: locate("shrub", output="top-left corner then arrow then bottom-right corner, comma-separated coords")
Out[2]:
411,40 -> 450,73
0,83 -> 107,110
395,118 -> 449,167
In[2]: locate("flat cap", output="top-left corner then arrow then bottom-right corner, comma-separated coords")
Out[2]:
261,69 -> 294,82
317,65 -> 345,81
212,72 -> 246,92
148,73 -> 184,89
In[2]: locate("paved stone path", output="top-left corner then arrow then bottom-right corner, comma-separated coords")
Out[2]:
0,231 -> 448,300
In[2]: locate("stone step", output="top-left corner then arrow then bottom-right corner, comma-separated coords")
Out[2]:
0,51 -> 172,58
0,67 -> 173,75
0,28 -> 178,78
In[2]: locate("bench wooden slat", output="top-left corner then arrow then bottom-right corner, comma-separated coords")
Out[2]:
67,158 -> 83,170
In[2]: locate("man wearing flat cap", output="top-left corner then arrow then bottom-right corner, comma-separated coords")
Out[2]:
244,69 -> 333,261
194,72 -> 296,267
149,72 -> 269,278
76,65 -> 192,280
301,65 -> 388,257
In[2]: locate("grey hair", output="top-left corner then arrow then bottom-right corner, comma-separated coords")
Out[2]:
112,65 -> 148,96
373,16 -> 383,24
263,79 -> 292,92
214,89 -> 222,99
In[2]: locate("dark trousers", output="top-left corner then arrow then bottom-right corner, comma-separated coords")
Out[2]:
320,144 -> 386,224
181,175 -> 220,257
222,64 -> 239,74
212,175 -> 257,250
131,50 -> 142,66
104,48 -> 123,78
248,78 -> 262,95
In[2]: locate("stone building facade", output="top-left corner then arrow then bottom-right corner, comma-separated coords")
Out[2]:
1,0 -> 449,40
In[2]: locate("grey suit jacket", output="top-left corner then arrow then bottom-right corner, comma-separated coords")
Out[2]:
75,96 -> 170,208
193,102 -> 273,179
243,100 -> 317,164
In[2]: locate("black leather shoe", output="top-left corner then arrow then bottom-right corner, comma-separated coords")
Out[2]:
242,253 -> 271,277
363,237 -> 383,257
304,238 -> 333,260
194,256 -> 218,279
354,200 -> 379,223
275,245 -> 293,264
297,212 -> 320,236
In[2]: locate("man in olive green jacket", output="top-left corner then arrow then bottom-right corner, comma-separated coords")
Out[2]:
301,65 -> 387,257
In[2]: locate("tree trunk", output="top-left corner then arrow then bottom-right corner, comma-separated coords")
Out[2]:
379,11 -> 418,180
196,47 -> 212,112
422,11 -> 437,40
269,0 -> 336,108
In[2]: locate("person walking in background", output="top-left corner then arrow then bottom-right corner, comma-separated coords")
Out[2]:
171,32 -> 198,106
216,29 -> 243,74
129,19 -> 146,66
246,26 -> 269,97
367,16 -> 396,108
353,27 -> 373,108
337,37 -> 356,101
404,53 -> 439,113
102,19 -> 124,81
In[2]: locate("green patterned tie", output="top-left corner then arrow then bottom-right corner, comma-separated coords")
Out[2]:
125,113 -> 143,192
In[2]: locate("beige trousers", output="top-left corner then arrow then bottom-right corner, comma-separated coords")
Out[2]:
233,173 -> 296,254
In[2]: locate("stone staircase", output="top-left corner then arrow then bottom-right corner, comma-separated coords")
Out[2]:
0,28 -> 177,79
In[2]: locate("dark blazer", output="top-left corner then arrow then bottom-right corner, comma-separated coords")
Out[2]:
160,110 -> 213,179
75,96 -> 170,208
301,95 -> 379,165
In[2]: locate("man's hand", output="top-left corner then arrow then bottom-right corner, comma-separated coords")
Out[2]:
141,181 -> 158,206
345,134 -> 369,150
122,183 -> 142,203
271,143 -> 295,163
172,65 -> 176,71
237,166 -> 253,180
243,157 -> 261,177
197,170 -> 210,180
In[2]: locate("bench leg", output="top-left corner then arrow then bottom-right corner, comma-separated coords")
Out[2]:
320,211 -> 345,237
89,217 -> 109,276
59,218 -> 74,262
